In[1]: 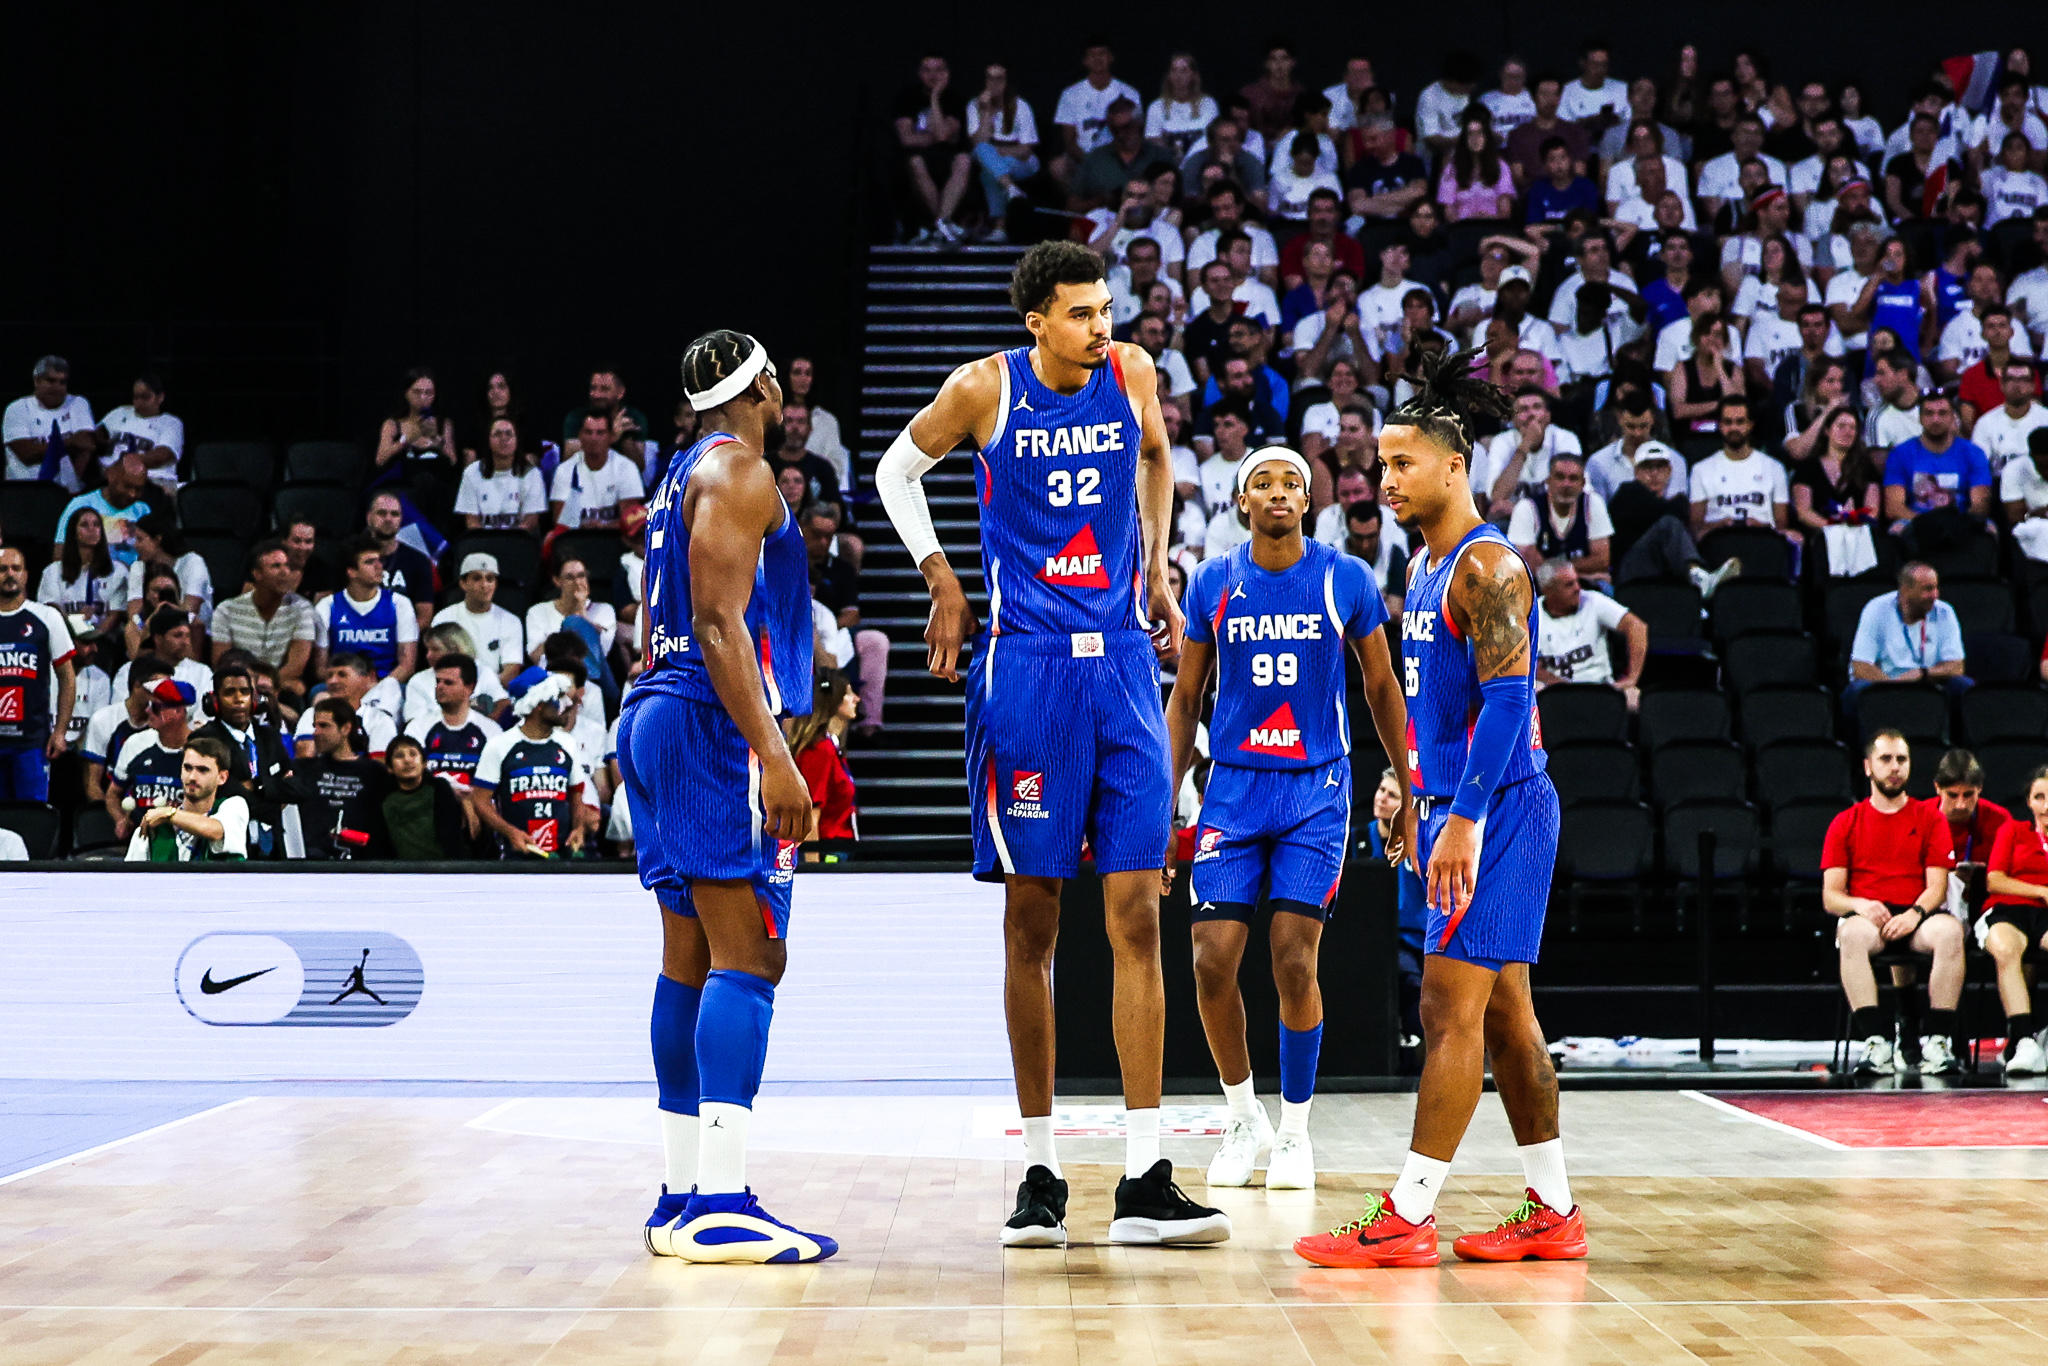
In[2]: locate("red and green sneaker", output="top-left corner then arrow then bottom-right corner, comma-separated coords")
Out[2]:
1451,1189 -> 1588,1262
1293,1191 -> 1439,1268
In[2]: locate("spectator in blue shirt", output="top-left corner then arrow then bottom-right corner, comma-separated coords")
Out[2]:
1846,561 -> 1971,714
1638,230 -> 1695,334
1524,139 -> 1601,232
54,449 -> 156,565
1882,392 -> 1993,553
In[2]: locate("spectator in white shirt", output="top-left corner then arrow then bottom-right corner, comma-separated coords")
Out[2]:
781,357 -> 849,488
1970,75 -> 2048,169
3,355 -> 97,491
1472,388 -> 1583,519
1086,177 -> 1187,274
1356,240 -> 1425,353
1053,41 -> 1141,169
37,507 -> 126,640
1747,285 -> 1844,392
1544,234 -> 1639,333
432,553 -> 525,685
97,374 -> 184,494
1509,451 -> 1613,580
1981,132 -> 2048,229
2002,429 -> 2048,565
548,410 -> 645,531
1602,123 -> 1689,210
1936,270 -> 2037,386
404,623 -> 508,722
1186,230 -> 1281,326
455,416 -> 547,532
526,559 -> 616,663
1200,500 -> 1252,561
1690,395 -> 1790,536
1312,465 -> 1379,547
1413,51 -> 1480,161
1323,57 -> 1379,132
966,62 -> 1040,233
1130,313 -> 1196,414
1479,57 -> 1537,138
1697,116 -> 1789,220
1970,359 -> 2048,470
1586,391 -> 1687,500
123,512 -> 213,643
1558,39 -> 1628,127
1144,52 -> 1218,163
1183,183 -> 1280,285
1268,132 -> 1343,222
1534,559 -> 1645,705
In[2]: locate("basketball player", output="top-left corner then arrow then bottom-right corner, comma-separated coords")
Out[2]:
1163,447 -> 1414,1192
1295,346 -> 1587,1268
878,241 -> 1229,1247
619,330 -> 834,1264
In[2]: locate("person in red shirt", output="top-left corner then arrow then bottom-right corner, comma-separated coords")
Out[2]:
787,669 -> 859,857
1821,729 -> 1963,1075
1982,765 -> 2048,1077
1928,748 -> 2012,864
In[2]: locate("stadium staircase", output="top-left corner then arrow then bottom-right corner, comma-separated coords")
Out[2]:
849,243 -> 1026,861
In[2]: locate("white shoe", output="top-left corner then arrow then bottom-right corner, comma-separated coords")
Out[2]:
1265,1131 -> 1315,1189
2005,1034 -> 2046,1078
1920,1034 -> 1959,1076
1205,1108 -> 1273,1187
1689,558 -> 1741,601
1852,1034 -> 1894,1075
935,219 -> 966,244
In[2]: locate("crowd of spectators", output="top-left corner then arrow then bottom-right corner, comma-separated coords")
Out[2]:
0,354 -> 871,862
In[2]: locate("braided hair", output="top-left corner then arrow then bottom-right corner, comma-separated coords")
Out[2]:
1384,343 -> 1512,460
680,329 -> 762,402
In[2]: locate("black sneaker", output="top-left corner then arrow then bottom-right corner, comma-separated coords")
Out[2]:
1001,1164 -> 1068,1247
1109,1159 -> 1233,1245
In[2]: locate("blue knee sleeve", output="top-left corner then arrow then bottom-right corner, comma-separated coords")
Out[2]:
696,968 -> 776,1109
651,974 -> 701,1115
1279,1021 -> 1323,1104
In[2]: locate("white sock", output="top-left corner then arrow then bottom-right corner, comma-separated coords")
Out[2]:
1021,1115 -> 1062,1178
1124,1107 -> 1161,1178
660,1110 -> 698,1191
695,1102 -> 751,1195
1519,1138 -> 1572,1212
1221,1076 -> 1262,1121
1389,1150 -> 1451,1223
1278,1097 -> 1312,1136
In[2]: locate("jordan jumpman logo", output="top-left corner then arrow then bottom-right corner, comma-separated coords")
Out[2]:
330,949 -> 387,1005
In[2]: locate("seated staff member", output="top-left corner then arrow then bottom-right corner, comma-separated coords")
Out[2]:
1820,728 -> 1963,1076
1981,765 -> 2048,1078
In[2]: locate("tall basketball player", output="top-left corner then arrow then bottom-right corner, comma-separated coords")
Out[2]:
1294,347 -> 1587,1269
878,241 -> 1230,1247
620,330 -> 836,1264
1163,447 -> 1413,1193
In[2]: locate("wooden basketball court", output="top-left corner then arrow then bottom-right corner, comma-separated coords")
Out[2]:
3,1087 -> 2044,1363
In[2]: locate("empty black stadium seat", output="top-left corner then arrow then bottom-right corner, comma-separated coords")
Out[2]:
1650,740 -> 1746,806
1558,799 -> 1655,928
1978,741 -> 2048,812
1538,684 -> 1628,745
1699,525 -> 1791,580
1752,739 -> 1856,810
551,531 -> 626,594
1638,689 -> 1732,751
1907,740 -> 1943,800
0,801 -> 61,860
69,806 -> 119,854
0,480 -> 71,548
1723,632 -> 1819,694
271,482 -> 360,539
285,440 -> 363,486
1663,799 -> 1763,881
1615,581 -> 1704,648
1824,579 -> 1891,652
187,441 -> 278,493
1739,686 -> 1836,750
1709,580 -> 1803,643
177,481 -> 264,535
184,534 -> 252,600
1964,634 -> 2032,685
1917,533 -> 1998,582
1961,685 -> 2048,746
1769,797 -> 1842,882
1544,741 -> 1641,804
1943,579 -> 2017,637
1854,682 -> 1948,744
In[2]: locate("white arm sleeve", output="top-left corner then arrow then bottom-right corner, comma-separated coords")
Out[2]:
875,425 -> 947,568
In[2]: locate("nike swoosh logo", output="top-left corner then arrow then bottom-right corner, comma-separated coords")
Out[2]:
200,966 -> 278,995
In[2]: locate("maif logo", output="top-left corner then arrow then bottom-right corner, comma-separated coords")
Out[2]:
176,931 -> 423,1027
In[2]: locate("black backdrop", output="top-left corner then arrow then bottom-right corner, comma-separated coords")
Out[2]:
12,2 -> 2043,450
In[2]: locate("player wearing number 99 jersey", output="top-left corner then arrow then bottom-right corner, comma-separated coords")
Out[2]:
1165,447 -> 1413,1194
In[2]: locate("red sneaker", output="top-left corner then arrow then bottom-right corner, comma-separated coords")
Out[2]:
1293,1191 -> 1439,1268
1451,1189 -> 1588,1262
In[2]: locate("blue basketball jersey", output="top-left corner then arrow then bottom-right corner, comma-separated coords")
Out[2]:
975,346 -> 1145,636
1183,541 -> 1386,772
1870,279 -> 1925,362
637,432 -> 813,717
329,589 -> 402,677
1399,523 -> 1546,798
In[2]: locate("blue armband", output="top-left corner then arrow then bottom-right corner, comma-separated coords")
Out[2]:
1449,675 -> 1529,822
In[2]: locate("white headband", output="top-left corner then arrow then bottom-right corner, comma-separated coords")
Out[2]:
1235,445 -> 1315,496
687,343 -> 770,411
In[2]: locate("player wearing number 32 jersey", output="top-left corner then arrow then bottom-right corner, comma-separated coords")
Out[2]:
879,241 -> 1230,1250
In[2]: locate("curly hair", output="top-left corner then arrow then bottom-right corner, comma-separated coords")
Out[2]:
1009,241 -> 1106,319
1386,343 -> 1513,459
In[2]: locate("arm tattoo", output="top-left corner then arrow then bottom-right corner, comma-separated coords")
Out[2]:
1458,554 -> 1532,681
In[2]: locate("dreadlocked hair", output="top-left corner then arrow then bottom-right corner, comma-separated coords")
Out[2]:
680,329 -> 761,399
1385,343 -> 1512,458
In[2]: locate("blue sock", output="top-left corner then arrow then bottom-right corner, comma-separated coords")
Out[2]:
652,974 -> 701,1114
1279,1021 -> 1323,1104
697,968 -> 775,1107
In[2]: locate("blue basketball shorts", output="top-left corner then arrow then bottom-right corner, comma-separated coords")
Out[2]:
1417,772 -> 1559,968
1188,759 -> 1351,920
964,629 -> 1171,882
617,690 -> 795,938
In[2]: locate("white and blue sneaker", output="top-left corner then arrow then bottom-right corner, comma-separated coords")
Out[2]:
644,1184 -> 692,1256
671,1189 -> 839,1264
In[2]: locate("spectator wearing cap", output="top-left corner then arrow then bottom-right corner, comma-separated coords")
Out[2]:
1445,235 -> 1542,333
380,735 -> 474,861
1963,356 -> 2046,456
124,734 -> 250,863
311,538 -> 419,683
210,540 -> 315,700
0,546 -> 76,801
404,649 -> 502,789
1534,559 -> 1646,707
106,676 -> 196,843
472,666 -> 587,857
431,553 -> 524,685
363,492 -> 438,630
1824,728 -> 1964,1076
1982,763 -> 2048,1077
1604,440 -> 1736,595
96,373 -> 184,495
2,355 -> 98,491
110,606 -> 212,703
455,414 -> 547,531
1881,392 -> 1993,549
1847,562 -> 1971,712
1485,268 -> 1562,368
278,696 -> 393,860
295,652 -> 401,761
82,654 -> 172,803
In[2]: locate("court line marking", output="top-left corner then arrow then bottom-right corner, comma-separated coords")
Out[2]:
0,1098 -> 257,1189
1677,1089 -> 1849,1150
4,1297 -> 2046,1315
